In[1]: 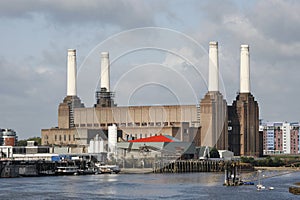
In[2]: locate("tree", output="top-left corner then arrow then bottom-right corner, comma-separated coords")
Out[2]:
240,156 -> 248,163
16,137 -> 41,146
17,140 -> 28,146
265,156 -> 273,166
209,147 -> 220,158
273,157 -> 284,167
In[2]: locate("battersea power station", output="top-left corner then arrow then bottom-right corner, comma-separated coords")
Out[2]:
41,42 -> 262,157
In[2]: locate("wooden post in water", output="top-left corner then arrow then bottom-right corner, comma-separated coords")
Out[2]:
224,168 -> 228,185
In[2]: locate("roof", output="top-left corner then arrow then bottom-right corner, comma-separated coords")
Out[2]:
128,135 -> 180,143
117,141 -> 196,154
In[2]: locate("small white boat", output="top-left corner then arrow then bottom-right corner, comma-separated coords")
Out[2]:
95,163 -> 120,174
56,166 -> 78,175
99,165 -> 120,174
269,187 -> 274,190
257,184 -> 265,190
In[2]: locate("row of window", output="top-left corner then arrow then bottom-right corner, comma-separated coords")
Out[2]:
53,134 -> 76,142
75,122 -> 175,128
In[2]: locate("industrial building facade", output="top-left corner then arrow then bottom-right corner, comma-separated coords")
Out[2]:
42,105 -> 201,146
228,93 -> 261,156
41,42 -> 262,157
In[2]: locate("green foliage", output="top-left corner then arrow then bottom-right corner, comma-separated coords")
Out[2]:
265,156 -> 273,166
241,156 -> 285,167
16,140 -> 28,146
209,147 -> 220,158
256,159 -> 265,166
240,156 -> 256,165
273,157 -> 284,167
17,137 -> 41,146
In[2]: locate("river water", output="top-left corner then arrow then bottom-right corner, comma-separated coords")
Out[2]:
1,171 -> 300,200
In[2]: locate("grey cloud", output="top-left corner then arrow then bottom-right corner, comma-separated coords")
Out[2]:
248,0 -> 300,44
0,55 -> 62,96
198,0 -> 237,23
0,54 -> 65,138
0,0 -> 167,28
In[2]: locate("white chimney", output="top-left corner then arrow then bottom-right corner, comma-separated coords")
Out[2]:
240,44 -> 250,93
108,124 -> 117,154
67,49 -> 77,96
100,52 -> 110,92
208,41 -> 219,92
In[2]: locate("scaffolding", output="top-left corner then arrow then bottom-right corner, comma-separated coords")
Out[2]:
95,88 -> 116,107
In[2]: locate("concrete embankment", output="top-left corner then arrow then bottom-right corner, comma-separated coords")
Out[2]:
120,168 -> 153,174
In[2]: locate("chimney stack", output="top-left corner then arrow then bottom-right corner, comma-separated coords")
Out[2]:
208,41 -> 219,92
67,49 -> 77,96
100,52 -> 110,92
240,45 -> 250,93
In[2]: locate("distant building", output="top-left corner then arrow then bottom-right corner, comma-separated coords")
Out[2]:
290,122 -> 299,154
261,122 -> 299,155
0,129 -> 18,146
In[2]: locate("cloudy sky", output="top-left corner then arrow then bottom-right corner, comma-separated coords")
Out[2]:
1,0 -> 300,139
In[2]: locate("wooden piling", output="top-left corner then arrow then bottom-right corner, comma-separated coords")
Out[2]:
152,159 -> 239,174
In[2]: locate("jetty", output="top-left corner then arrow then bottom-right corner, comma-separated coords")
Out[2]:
153,159 -> 225,173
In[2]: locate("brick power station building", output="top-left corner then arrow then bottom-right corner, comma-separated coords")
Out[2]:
41,42 -> 262,157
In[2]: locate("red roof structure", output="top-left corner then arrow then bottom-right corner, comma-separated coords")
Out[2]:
128,135 -> 178,143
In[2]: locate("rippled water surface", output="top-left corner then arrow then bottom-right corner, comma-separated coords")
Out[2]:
1,171 -> 300,199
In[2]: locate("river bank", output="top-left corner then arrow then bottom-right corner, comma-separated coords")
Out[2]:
255,166 -> 300,171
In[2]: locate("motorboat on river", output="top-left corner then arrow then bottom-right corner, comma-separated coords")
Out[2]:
55,166 -> 78,175
95,163 -> 120,174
